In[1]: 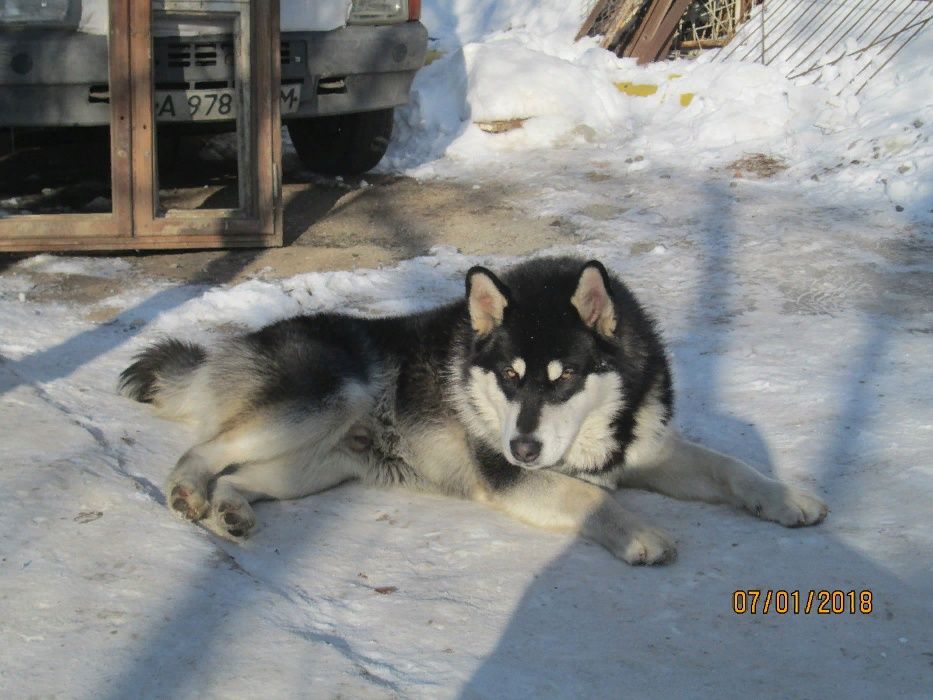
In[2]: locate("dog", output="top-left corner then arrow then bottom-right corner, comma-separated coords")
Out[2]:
119,257 -> 827,565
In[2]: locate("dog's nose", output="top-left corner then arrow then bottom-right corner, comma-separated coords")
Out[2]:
510,437 -> 542,464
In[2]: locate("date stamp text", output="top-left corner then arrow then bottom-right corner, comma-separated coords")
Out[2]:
732,589 -> 872,615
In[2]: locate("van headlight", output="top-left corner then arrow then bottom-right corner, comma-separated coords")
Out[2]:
347,0 -> 409,25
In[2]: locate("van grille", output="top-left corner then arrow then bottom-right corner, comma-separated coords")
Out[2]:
154,39 -> 301,68
89,39 -> 306,101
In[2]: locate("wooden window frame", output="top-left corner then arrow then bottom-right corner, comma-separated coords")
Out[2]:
0,0 -> 282,253
0,1 -> 133,252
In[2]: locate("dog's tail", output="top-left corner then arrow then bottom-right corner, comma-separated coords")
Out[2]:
119,339 -> 207,420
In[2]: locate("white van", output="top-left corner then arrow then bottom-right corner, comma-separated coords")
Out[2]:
0,1 -> 427,174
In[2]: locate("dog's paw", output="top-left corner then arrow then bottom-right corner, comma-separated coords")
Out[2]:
212,500 -> 257,539
614,528 -> 677,566
168,484 -> 209,522
753,486 -> 828,528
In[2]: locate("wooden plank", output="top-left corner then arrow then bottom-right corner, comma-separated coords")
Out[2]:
622,0 -> 693,63
254,0 -> 283,244
601,0 -> 647,51
237,1 -> 255,216
0,215 -> 117,244
679,37 -> 732,50
0,233 -> 276,253
620,0 -> 670,57
575,0 -> 612,41
128,0 -> 156,232
108,0 -> 134,237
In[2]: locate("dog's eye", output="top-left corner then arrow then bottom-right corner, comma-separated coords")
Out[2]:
558,367 -> 576,381
502,367 -> 519,381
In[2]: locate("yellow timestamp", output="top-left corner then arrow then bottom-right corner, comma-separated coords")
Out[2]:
732,589 -> 872,615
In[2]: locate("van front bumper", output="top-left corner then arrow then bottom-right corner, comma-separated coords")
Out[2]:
0,22 -> 428,127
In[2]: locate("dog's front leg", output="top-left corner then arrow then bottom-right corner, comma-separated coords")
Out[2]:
619,431 -> 828,527
474,450 -> 676,565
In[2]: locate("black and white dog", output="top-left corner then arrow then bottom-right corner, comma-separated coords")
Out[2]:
120,257 -> 826,564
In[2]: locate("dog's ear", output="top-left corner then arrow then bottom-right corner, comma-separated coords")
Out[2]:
466,266 -> 509,336
571,261 -> 617,336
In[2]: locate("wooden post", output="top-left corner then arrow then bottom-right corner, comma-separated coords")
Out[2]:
621,0 -> 694,64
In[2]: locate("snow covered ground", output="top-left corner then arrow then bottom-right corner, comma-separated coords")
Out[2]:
2,1 -> 932,697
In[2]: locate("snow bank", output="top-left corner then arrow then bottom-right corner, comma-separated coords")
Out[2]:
148,247 -> 470,339
829,28 -> 933,219
421,0 -> 590,50
386,0 -> 932,220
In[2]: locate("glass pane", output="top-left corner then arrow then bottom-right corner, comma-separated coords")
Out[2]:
153,11 -> 242,212
0,4 -> 113,216
0,1 -> 72,26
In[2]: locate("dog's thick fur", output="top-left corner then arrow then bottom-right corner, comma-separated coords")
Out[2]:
120,257 -> 826,564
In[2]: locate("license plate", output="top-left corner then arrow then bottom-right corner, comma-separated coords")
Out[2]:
154,84 -> 302,122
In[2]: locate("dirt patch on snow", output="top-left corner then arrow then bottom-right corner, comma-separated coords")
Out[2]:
727,153 -> 788,179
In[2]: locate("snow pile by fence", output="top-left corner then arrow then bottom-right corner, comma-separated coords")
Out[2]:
384,0 -> 931,220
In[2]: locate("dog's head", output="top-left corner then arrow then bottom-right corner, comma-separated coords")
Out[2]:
460,259 -> 624,471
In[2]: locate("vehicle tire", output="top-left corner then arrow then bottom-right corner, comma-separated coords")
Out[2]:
287,109 -> 394,176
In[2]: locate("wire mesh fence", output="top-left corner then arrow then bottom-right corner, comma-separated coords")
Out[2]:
713,0 -> 933,94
